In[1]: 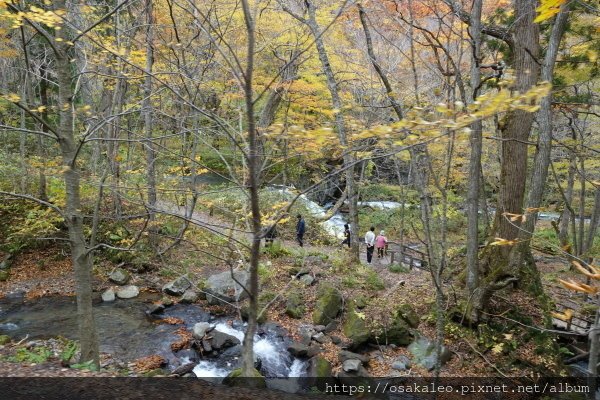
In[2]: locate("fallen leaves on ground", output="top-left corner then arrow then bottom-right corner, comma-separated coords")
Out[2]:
132,355 -> 166,373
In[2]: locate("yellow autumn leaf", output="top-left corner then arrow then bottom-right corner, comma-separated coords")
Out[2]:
534,0 -> 566,23
4,93 -> 21,103
491,343 -> 504,354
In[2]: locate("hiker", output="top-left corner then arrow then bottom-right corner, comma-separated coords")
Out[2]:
364,226 -> 375,264
341,224 -> 351,248
264,224 -> 277,247
375,230 -> 388,259
296,214 -> 305,247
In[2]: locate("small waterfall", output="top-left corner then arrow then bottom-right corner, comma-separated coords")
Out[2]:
267,186 -> 347,239
193,323 -> 300,380
288,359 -> 307,377
193,361 -> 230,378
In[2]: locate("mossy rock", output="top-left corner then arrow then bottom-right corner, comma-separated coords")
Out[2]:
308,356 -> 332,377
0,270 -> 9,282
285,291 -> 305,319
0,335 -> 11,345
312,284 -> 343,325
222,367 -> 266,388
395,303 -> 419,328
343,307 -> 370,348
372,304 -> 418,346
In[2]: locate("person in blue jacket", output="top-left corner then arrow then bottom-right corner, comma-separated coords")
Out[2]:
296,214 -> 305,247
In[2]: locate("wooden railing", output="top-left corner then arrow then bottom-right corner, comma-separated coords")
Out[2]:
385,241 -> 429,271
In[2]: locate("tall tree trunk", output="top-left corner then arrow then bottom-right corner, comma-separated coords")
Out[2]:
55,0 -> 99,366
519,6 -> 569,240
306,1 -> 359,260
466,0 -> 483,300
474,0 -> 541,317
240,0 -> 261,379
144,0 -> 157,214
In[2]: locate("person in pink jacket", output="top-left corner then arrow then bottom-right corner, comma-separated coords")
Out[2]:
375,230 -> 388,259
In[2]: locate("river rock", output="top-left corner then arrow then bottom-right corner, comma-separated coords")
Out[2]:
180,290 -> 198,304
193,322 -> 212,339
298,324 -> 317,345
171,362 -> 197,376
342,359 -> 361,372
287,342 -> 309,357
205,270 -> 250,306
312,332 -> 331,344
391,355 -> 411,371
116,285 -> 139,299
162,276 -> 191,296
337,364 -> 370,378
338,350 -> 370,364
108,268 -> 130,285
211,331 -> 241,350
312,284 -> 342,325
101,288 -> 115,302
408,336 -> 452,371
285,291 -> 305,319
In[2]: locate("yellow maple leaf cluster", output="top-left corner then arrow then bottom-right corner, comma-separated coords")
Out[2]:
534,0 -> 566,23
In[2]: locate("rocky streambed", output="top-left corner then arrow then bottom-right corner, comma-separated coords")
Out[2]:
0,290 -> 308,383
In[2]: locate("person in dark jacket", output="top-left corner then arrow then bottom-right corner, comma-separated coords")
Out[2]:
296,214 -> 305,247
341,224 -> 351,248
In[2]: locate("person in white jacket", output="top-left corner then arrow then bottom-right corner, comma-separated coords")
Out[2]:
364,226 -> 376,264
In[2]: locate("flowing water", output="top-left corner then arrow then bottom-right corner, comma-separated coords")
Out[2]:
0,292 -> 306,381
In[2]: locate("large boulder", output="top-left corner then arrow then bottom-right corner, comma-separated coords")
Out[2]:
162,276 -> 191,296
343,308 -> 370,349
211,331 -> 241,350
285,291 -> 305,319
205,270 -> 250,306
312,285 -> 342,325
408,336 -> 452,371
108,268 -> 130,285
373,303 -> 419,346
116,285 -> 139,299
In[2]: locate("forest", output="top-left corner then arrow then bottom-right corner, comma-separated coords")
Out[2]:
0,0 -> 599,397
